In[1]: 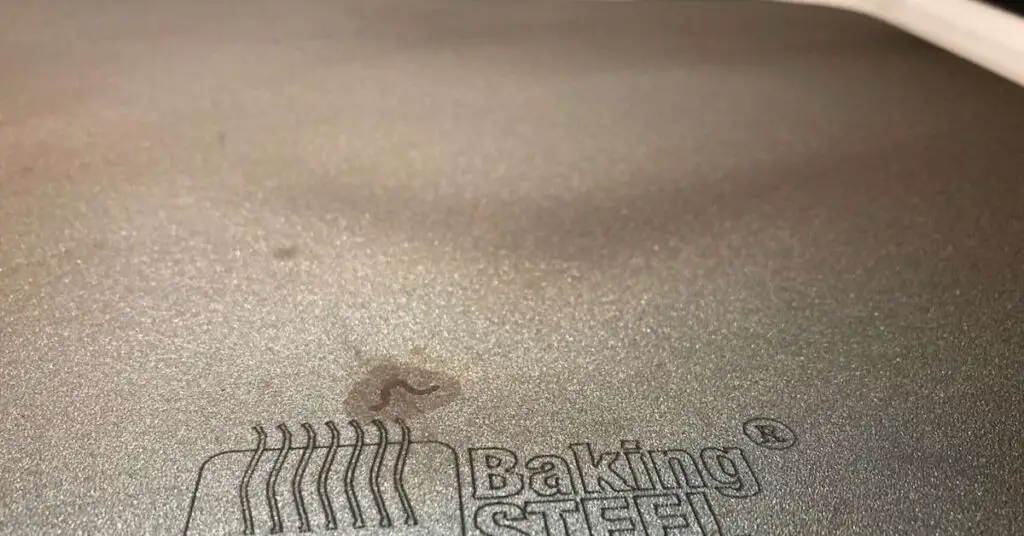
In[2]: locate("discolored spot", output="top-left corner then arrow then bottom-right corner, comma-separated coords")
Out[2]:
368,380 -> 440,411
271,245 -> 299,260
345,360 -> 461,422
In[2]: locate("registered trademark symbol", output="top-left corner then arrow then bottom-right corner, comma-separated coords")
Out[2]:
743,418 -> 796,450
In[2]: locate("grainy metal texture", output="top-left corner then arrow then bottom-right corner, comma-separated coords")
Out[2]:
1,1 -> 1022,535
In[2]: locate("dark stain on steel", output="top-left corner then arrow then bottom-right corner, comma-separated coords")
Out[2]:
271,245 -> 299,260
345,358 -> 460,422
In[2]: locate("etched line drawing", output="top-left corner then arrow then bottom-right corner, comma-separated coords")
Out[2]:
343,420 -> 366,528
394,418 -> 418,526
317,421 -> 341,530
239,426 -> 267,536
185,420 -> 466,536
293,423 -> 316,533
368,380 -> 440,411
267,424 -> 292,534
369,420 -> 393,527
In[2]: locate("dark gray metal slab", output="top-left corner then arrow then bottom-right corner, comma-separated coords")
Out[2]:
1,1 -> 1022,534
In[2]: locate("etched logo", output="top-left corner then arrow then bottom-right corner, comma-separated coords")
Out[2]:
742,419 -> 796,451
184,419 -> 796,535
465,440 -> 751,536
184,419 -> 463,535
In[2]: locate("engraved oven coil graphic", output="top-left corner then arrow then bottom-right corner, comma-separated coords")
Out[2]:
184,419 -> 464,535
186,418 -> 792,535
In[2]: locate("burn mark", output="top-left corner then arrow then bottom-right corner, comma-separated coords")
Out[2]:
271,245 -> 299,260
368,380 -> 440,411
345,359 -> 460,422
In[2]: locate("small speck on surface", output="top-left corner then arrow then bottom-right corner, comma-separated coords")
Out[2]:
271,245 -> 299,260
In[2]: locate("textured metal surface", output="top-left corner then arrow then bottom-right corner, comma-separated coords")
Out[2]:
1,1 -> 1023,535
